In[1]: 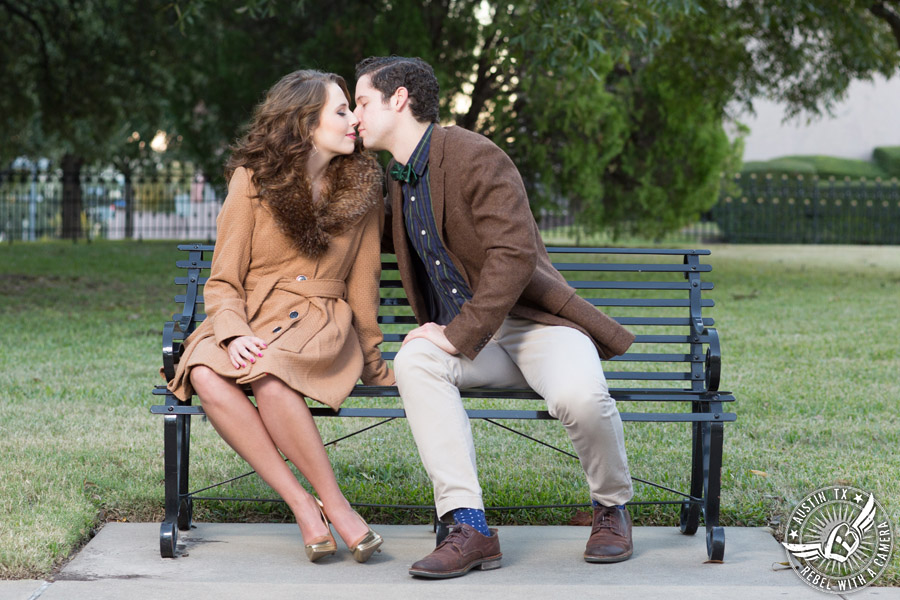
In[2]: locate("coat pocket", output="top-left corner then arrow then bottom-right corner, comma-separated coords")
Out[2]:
266,303 -> 312,351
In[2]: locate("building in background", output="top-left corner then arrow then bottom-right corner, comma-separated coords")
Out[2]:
738,74 -> 900,161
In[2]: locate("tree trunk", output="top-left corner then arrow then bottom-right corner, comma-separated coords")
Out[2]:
122,167 -> 134,239
61,154 -> 84,241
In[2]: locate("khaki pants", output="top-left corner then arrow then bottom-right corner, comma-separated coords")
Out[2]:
394,316 -> 633,519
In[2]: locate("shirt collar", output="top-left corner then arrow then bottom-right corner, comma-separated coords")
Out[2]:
406,123 -> 434,178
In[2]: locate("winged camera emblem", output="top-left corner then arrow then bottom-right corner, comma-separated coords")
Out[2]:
783,494 -> 877,563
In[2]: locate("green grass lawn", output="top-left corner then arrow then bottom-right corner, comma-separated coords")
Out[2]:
1,240 -> 898,583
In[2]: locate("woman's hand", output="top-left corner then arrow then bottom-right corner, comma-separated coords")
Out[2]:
227,336 -> 268,369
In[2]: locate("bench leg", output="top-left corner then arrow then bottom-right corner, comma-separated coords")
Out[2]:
679,420 -> 704,536
433,511 -> 450,546
177,413 -> 193,531
160,394 -> 192,558
702,420 -> 725,561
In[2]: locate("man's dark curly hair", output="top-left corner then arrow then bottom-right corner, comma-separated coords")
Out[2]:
355,56 -> 439,124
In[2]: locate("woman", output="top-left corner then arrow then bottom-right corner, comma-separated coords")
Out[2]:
167,69 -> 393,563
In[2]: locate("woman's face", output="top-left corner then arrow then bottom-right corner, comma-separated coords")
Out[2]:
311,82 -> 359,158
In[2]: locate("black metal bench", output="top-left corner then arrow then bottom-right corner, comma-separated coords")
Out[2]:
152,244 -> 736,561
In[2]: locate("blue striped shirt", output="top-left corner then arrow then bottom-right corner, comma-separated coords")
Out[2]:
399,124 -> 473,325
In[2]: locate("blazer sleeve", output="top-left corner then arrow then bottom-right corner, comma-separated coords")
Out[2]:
345,196 -> 395,386
205,167 -> 256,349
442,137 -> 539,359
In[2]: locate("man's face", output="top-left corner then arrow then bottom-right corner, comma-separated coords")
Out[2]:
353,74 -> 395,152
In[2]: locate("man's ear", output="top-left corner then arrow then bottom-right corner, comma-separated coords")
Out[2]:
391,86 -> 410,112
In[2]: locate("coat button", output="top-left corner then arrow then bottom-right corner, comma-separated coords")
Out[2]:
272,326 -> 282,333
289,311 -> 299,319
296,275 -> 307,281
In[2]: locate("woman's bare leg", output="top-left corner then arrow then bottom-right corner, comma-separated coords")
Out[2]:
251,374 -> 369,547
189,366 -> 330,544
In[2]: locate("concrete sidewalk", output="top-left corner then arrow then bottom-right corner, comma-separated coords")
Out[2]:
4,524 -> 898,600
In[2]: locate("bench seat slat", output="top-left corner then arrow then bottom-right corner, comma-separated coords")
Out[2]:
587,298 -> 714,308
180,293 -> 717,305
568,281 -> 714,290
605,372 -> 694,380
168,315 -> 717,328
551,263 -> 712,273
153,384 -> 734,403
151,402 -> 734,423
176,259 -> 213,269
544,247 -> 711,256
382,261 -> 713,273
614,317 -> 713,326
175,276 -> 210,285
633,334 -> 713,343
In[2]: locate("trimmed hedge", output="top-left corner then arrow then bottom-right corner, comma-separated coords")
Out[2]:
873,146 -> 900,177
741,155 -> 890,179
741,158 -> 816,176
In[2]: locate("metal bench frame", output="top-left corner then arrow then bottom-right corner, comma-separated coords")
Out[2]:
152,244 -> 736,561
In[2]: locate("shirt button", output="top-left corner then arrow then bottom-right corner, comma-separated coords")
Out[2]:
451,288 -> 457,294
420,229 -> 426,236
410,196 -> 416,202
435,260 -> 441,266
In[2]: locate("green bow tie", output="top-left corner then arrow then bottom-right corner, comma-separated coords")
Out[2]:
389,163 -> 419,185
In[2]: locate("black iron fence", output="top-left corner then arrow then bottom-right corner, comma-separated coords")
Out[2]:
0,167 -> 223,243
712,173 -> 900,244
2,168 -> 899,244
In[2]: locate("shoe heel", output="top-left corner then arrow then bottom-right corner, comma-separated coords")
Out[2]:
304,498 -> 337,563
348,510 -> 384,563
478,558 -> 502,571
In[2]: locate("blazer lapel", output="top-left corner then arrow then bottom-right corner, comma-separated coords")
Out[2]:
428,125 -> 446,239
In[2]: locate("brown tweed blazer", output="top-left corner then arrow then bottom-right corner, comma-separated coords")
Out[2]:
385,124 -> 635,360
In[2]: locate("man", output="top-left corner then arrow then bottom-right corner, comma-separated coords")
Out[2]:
353,56 -> 636,579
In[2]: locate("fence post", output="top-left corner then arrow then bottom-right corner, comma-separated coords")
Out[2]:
61,154 -> 84,242
124,169 -> 135,239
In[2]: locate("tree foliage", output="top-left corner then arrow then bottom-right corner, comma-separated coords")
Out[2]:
4,0 -> 900,237
0,1 -> 173,163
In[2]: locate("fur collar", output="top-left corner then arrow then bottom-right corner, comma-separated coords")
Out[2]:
265,152 -> 381,257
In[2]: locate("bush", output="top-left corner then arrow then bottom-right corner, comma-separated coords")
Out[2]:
873,146 -> 900,177
740,158 -> 817,177
740,155 -> 890,179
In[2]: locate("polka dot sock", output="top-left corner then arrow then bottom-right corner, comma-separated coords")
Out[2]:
592,500 -> 626,510
452,507 -> 491,536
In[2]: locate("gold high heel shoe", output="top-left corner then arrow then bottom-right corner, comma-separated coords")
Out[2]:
304,499 -> 337,562
345,510 -> 384,563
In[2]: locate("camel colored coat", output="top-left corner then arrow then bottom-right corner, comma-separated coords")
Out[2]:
385,124 -> 635,360
168,157 -> 393,409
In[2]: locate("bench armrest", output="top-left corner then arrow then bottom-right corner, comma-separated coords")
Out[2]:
162,321 -> 178,382
704,327 -> 721,392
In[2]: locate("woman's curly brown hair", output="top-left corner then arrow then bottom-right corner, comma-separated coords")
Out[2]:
224,69 -> 354,202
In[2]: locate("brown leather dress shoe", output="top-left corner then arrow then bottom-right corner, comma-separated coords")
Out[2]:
584,505 -> 633,563
409,524 -> 502,578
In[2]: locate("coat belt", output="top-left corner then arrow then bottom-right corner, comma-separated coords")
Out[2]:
244,277 -> 346,323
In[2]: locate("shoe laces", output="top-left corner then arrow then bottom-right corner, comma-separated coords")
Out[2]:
594,507 -> 619,531
437,524 -> 473,550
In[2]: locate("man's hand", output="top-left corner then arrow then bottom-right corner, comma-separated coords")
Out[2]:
226,336 -> 268,369
402,322 -> 459,355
